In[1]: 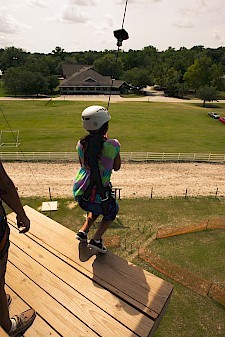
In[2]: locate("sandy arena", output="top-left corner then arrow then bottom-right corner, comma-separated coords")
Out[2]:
3,162 -> 225,199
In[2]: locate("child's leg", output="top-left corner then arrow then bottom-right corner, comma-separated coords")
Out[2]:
79,212 -> 99,233
0,252 -> 11,332
92,198 -> 119,241
92,219 -> 112,241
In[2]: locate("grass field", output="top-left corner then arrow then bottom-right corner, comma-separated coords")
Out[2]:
0,100 -> 225,153
8,196 -> 224,337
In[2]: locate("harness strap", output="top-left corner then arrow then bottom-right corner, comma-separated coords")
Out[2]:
83,144 -> 109,202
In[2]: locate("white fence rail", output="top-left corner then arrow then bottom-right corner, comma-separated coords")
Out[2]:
0,152 -> 225,163
121,152 -> 225,163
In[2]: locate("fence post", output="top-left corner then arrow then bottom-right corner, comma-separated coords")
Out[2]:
215,188 -> 218,198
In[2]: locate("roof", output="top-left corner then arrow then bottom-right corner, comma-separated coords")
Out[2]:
62,64 -> 92,78
60,68 -> 126,88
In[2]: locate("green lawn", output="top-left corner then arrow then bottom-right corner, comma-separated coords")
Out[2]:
0,100 -> 225,153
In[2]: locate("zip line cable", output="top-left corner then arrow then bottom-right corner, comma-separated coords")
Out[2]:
122,0 -> 128,29
107,0 -> 129,110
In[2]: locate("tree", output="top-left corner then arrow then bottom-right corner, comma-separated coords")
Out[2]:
24,54 -> 50,76
196,86 -> 218,107
122,67 -> 151,89
52,46 -> 65,61
0,46 -> 27,71
183,56 -> 223,90
3,67 -> 48,96
93,53 -> 124,78
160,68 -> 183,97
47,75 -> 59,94
2,67 -> 22,96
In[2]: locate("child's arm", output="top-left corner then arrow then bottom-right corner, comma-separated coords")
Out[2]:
0,161 -> 30,233
113,153 -> 121,171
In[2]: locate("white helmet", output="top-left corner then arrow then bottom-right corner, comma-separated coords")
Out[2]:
81,105 -> 111,131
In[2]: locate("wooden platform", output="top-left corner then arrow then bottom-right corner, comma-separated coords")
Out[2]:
3,206 -> 173,337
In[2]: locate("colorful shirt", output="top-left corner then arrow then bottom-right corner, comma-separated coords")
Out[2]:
73,138 -> 120,199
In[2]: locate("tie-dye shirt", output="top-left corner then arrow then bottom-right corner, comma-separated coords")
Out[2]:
73,138 -> 120,199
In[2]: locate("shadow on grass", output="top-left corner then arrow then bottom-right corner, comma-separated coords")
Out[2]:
192,102 -> 224,109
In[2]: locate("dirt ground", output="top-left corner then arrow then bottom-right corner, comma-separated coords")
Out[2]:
3,162 -> 225,199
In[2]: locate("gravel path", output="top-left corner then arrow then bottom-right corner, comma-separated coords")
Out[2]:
3,162 -> 225,199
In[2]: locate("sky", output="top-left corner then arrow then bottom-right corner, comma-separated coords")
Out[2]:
0,0 -> 225,54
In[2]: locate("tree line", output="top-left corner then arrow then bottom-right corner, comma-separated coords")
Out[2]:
0,45 -> 225,103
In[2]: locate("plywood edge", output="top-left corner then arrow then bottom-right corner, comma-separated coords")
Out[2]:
147,289 -> 173,337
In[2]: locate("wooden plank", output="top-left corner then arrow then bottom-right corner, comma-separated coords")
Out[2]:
8,241 -> 148,337
7,206 -> 173,318
5,286 -> 60,337
156,223 -> 207,238
147,291 -> 173,337
9,225 -> 154,337
6,263 -> 99,337
0,326 -> 9,337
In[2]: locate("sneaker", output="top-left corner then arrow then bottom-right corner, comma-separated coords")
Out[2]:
76,231 -> 88,242
88,239 -> 107,254
7,294 -> 12,307
9,309 -> 36,337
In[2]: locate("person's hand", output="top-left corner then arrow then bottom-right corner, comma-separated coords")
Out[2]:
16,214 -> 30,234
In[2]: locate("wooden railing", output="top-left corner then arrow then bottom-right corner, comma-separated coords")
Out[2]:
0,152 -> 224,163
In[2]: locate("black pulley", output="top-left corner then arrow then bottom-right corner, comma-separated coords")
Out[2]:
113,28 -> 129,47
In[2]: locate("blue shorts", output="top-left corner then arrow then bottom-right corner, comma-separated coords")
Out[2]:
76,195 -> 119,221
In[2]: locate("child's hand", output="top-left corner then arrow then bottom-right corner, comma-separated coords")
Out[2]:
17,214 -> 30,234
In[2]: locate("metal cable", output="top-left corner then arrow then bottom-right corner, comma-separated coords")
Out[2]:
107,0 -> 129,110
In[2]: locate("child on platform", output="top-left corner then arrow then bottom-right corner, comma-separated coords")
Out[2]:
73,105 -> 121,253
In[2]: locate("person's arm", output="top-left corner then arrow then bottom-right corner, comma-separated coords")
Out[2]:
113,153 -> 121,171
0,162 -> 30,233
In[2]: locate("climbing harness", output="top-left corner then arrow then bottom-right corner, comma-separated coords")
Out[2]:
81,112 -> 113,215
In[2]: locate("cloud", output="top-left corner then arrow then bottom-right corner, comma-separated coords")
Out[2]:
212,29 -> 224,44
57,6 -> 90,24
0,8 -> 30,34
68,0 -> 96,5
173,18 -> 195,29
117,0 -> 161,4
27,0 -> 49,8
178,0 -> 212,17
0,34 -> 9,45
174,0 -> 210,29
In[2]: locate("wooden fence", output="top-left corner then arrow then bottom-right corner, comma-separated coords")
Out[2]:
0,151 -> 225,163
